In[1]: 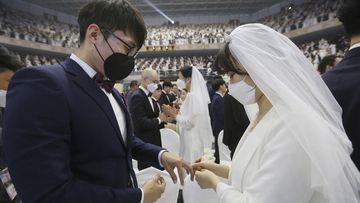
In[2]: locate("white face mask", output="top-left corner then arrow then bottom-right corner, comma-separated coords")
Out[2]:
176,79 -> 186,90
147,83 -> 158,93
228,76 -> 256,105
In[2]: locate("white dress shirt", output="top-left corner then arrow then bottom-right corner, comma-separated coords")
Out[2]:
70,54 -> 165,203
139,86 -> 161,124
215,91 -> 224,98
349,42 -> 360,50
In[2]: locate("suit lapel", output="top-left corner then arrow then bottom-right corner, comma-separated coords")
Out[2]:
62,58 -> 125,149
139,89 -> 157,116
112,90 -> 134,152
152,99 -> 160,115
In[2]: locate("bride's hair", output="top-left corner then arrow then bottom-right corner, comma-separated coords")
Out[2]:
180,66 -> 192,78
214,42 -> 247,75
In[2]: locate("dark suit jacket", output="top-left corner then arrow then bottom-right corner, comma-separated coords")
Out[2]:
222,93 -> 250,158
129,88 -> 165,148
168,93 -> 176,103
210,93 -> 224,138
323,47 -> 360,170
158,91 -> 170,106
2,58 -> 163,203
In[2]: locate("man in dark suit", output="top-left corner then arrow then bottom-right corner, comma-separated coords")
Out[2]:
2,1 -> 193,203
125,80 -> 139,105
210,78 -> 227,163
222,93 -> 250,159
158,80 -> 172,106
323,0 -> 360,170
0,45 -> 22,203
129,69 -> 168,170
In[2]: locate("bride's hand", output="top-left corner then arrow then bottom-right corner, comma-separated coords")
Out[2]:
192,157 -> 217,173
195,169 -> 219,190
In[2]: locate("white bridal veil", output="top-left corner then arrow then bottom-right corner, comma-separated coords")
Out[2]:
227,23 -> 360,202
189,67 -> 213,149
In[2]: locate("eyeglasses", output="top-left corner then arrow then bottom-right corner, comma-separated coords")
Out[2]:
104,29 -> 138,57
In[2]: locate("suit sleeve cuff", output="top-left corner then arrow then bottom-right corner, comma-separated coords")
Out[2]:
158,150 -> 167,168
140,188 -> 144,203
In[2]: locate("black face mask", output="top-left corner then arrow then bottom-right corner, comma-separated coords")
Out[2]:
103,52 -> 134,81
94,37 -> 135,82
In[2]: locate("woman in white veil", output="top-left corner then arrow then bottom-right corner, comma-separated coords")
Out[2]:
176,65 -> 214,162
193,24 -> 360,203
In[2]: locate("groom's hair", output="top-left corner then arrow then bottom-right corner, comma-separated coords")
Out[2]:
338,0 -> 360,37
212,78 -> 225,92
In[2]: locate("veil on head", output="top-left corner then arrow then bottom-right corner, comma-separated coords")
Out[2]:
227,23 -> 360,202
183,67 -> 213,150
190,67 -> 210,106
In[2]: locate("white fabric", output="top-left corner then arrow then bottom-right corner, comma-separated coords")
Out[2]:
140,86 -> 154,111
136,167 -> 180,203
176,67 -> 214,162
70,54 -> 127,142
349,42 -> 360,50
183,175 -> 220,203
0,90 -> 6,108
160,128 -> 180,156
218,23 -> 360,203
217,131 -> 231,163
228,76 -> 256,105
243,103 -> 258,123
139,86 -> 161,124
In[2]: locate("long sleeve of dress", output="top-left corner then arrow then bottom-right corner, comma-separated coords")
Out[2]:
216,127 -> 313,203
176,93 -> 199,130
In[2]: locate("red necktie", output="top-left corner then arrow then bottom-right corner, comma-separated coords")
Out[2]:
93,73 -> 115,93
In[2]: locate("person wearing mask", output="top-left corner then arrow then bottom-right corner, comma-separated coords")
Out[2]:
193,23 -> 360,203
323,0 -> 360,170
129,69 -> 168,170
174,66 -> 214,162
2,1 -> 193,203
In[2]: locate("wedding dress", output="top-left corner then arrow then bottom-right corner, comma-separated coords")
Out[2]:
215,23 -> 360,203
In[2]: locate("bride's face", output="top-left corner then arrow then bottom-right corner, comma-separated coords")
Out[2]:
178,72 -> 191,90
228,71 -> 264,103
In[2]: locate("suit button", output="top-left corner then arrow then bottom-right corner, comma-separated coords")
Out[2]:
127,181 -> 132,187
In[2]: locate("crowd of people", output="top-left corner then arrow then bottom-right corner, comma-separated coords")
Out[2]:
11,53 -> 59,67
0,3 -> 79,48
140,36 -> 349,73
1,0 -> 341,48
261,0 -> 340,33
9,35 -> 349,78
135,55 -> 215,72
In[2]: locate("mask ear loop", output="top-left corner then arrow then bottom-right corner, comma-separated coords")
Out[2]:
94,44 -> 105,62
100,29 -> 116,53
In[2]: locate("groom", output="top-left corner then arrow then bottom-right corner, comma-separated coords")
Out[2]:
2,1 -> 193,203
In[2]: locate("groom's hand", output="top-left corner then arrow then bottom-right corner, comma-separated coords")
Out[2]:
160,151 -> 194,185
142,174 -> 166,203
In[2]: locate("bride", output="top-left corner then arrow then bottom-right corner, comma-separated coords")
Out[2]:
193,24 -> 360,203
175,65 -> 214,162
